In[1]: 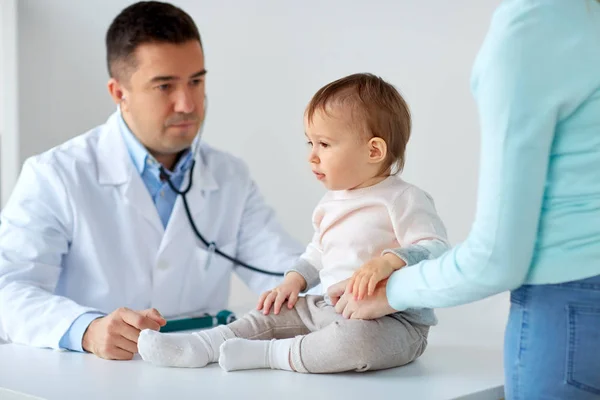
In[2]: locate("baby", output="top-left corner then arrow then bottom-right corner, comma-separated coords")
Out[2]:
138,73 -> 449,373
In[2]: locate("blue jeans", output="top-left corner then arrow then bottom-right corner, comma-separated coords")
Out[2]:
505,274 -> 600,399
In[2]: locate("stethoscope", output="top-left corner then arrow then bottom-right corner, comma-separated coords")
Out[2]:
157,97 -> 285,277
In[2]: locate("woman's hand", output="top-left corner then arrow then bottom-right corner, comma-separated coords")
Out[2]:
334,279 -> 398,320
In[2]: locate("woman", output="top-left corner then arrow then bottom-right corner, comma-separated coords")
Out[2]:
330,0 -> 600,398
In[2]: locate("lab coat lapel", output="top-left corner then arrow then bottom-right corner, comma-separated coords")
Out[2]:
159,151 -> 219,254
97,112 -> 164,236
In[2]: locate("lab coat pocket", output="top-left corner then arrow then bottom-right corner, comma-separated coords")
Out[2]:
179,242 -> 237,315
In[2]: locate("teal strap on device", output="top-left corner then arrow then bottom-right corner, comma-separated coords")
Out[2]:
161,310 -> 236,333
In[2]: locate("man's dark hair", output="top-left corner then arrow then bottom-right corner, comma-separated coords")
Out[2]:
106,1 -> 202,79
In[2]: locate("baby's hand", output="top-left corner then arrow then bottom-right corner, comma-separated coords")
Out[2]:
257,272 -> 307,315
347,254 -> 406,300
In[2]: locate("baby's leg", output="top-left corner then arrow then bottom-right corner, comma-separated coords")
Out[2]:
219,298 -> 430,373
138,325 -> 235,368
217,299 -> 313,371
226,299 -> 310,340
139,300 -> 309,368
290,313 -> 429,373
219,295 -> 337,372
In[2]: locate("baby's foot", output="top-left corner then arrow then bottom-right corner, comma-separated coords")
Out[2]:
138,330 -> 211,368
219,338 -> 272,371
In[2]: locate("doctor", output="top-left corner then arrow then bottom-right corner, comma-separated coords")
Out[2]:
0,1 -> 302,360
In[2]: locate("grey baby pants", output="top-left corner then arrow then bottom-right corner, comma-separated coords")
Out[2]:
227,295 -> 430,373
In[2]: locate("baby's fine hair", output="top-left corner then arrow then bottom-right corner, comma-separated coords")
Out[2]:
306,73 -> 412,174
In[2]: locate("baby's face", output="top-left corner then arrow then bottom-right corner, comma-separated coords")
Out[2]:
304,108 -> 378,191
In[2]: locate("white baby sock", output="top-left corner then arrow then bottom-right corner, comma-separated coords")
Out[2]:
218,338 -> 294,372
138,325 -> 235,368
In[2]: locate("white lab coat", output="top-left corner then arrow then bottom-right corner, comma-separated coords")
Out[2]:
0,112 -> 303,349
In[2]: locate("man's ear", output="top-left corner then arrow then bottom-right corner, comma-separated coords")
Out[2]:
107,78 -> 128,110
368,137 -> 387,164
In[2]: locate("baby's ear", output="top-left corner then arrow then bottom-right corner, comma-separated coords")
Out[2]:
368,137 -> 387,163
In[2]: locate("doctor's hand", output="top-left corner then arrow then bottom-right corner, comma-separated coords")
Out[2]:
257,272 -> 307,315
82,307 -> 166,360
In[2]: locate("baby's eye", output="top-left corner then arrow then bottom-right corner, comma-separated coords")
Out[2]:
319,142 -> 329,148
306,141 -> 313,147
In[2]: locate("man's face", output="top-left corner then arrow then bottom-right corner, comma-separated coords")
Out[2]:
115,40 -> 206,157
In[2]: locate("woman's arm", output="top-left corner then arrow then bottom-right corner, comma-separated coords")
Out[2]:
386,1 -> 575,311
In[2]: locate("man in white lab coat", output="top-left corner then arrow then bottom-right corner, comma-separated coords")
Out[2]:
0,1 -> 303,360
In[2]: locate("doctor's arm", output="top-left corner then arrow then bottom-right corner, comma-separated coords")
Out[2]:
232,180 -> 304,294
0,158 -> 98,349
383,13 -> 562,311
0,159 -> 164,356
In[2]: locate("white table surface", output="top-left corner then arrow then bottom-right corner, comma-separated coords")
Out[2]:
0,294 -> 509,400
